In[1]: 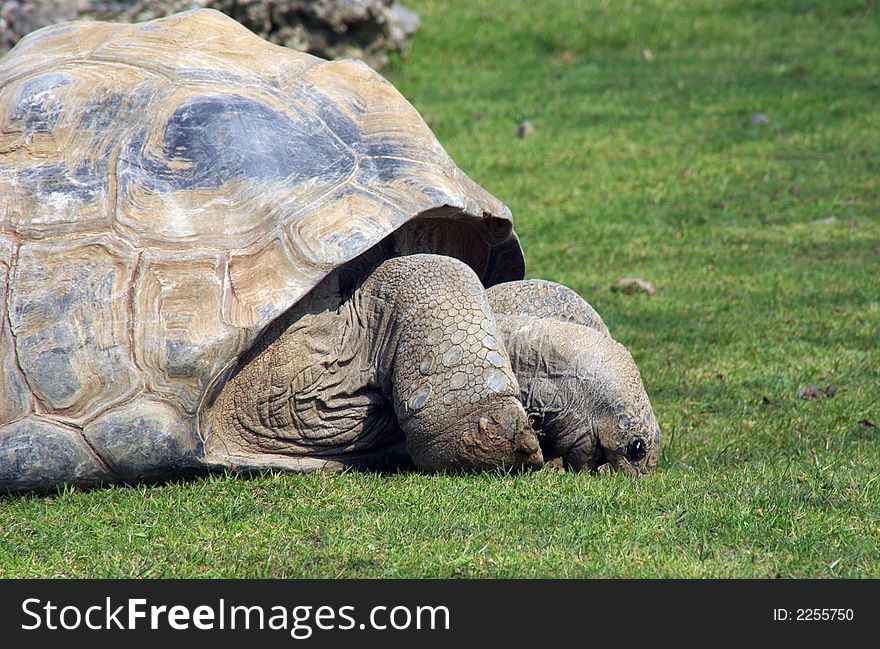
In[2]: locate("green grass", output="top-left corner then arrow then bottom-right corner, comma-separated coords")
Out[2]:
2,0 -> 878,577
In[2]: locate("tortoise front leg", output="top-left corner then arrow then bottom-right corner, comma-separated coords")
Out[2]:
362,255 -> 543,471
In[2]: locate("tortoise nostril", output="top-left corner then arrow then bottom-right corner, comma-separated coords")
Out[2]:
627,437 -> 647,462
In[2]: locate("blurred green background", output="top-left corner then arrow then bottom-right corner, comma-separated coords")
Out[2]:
1,0 -> 878,577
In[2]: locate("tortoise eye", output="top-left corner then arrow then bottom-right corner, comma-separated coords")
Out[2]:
627,438 -> 647,462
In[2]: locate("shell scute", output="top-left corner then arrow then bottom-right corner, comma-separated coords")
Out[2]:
289,188 -> 408,268
225,237 -> 312,330
82,396 -> 200,481
9,235 -> 140,423
7,72 -> 72,133
133,250 -> 242,413
0,416 -> 114,491
125,92 -> 355,191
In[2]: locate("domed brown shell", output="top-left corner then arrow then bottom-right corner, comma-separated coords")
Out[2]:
0,9 -> 524,487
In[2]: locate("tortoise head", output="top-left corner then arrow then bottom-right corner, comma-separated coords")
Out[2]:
553,334 -> 661,476
591,383 -> 660,476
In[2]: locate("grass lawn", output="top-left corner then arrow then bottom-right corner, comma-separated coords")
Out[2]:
1,0 -> 878,578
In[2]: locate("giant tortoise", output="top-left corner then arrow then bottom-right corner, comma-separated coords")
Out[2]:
0,9 -> 660,493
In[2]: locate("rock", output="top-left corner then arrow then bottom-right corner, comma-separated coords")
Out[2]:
749,112 -> 770,126
797,382 -> 836,401
557,50 -> 577,65
611,278 -> 656,296
797,384 -> 821,400
0,0 -> 420,69
516,120 -> 534,138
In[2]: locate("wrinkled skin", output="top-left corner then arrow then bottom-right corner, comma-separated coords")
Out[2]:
205,257 -> 658,476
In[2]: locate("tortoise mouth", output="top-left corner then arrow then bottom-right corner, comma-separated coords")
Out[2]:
553,437 -> 608,473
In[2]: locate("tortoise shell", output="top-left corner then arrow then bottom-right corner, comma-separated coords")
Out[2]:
0,9 -> 525,489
